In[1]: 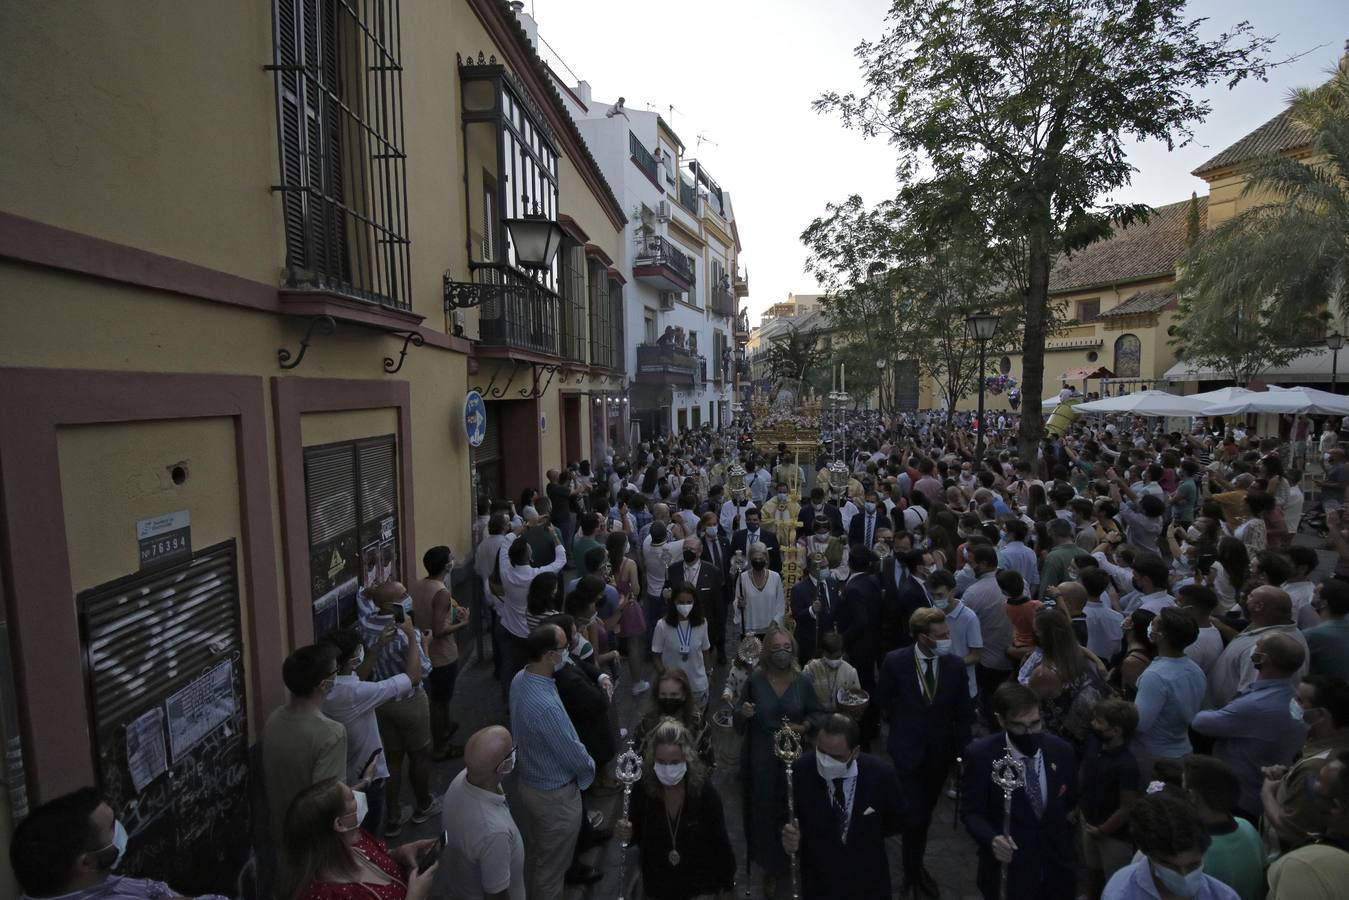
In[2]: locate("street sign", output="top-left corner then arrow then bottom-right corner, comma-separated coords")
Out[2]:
464,390 -> 486,448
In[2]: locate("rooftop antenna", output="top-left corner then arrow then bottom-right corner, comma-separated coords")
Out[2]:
667,104 -> 679,128
696,132 -> 719,153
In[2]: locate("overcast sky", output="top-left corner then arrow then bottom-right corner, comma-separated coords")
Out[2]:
528,0 -> 1349,324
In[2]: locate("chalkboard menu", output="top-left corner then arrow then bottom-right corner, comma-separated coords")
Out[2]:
78,540 -> 250,895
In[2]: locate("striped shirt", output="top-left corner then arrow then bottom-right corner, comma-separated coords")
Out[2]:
508,670 -> 595,791
358,613 -> 432,684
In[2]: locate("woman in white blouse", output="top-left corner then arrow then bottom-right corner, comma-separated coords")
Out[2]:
733,541 -> 785,638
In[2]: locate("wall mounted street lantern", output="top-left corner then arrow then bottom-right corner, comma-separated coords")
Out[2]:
503,204 -> 566,274
444,195 -> 565,310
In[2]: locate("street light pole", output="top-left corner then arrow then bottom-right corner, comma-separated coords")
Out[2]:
1329,332 -> 1344,393
966,311 -> 1003,464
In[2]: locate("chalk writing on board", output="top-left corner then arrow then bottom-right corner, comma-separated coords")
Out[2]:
165,661 -> 234,763
126,707 -> 168,792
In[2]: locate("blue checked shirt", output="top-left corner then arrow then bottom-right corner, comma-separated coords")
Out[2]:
509,669 -> 595,791
358,612 -> 432,685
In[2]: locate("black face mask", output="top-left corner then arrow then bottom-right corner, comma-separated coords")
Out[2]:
1007,731 -> 1043,756
657,697 -> 685,715
751,558 -> 767,571
683,550 -> 698,564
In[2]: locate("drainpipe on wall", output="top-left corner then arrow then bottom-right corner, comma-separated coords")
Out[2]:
0,562 -> 29,823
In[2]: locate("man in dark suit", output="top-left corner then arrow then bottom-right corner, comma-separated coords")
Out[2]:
730,507 -> 782,573
790,551 -> 840,663
780,713 -> 907,900
879,548 -> 933,654
698,511 -> 733,664
878,608 -> 974,897
961,682 -> 1078,900
846,489 -> 893,548
837,545 -> 882,746
663,536 -> 722,633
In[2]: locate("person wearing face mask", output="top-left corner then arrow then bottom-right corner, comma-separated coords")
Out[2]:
652,586 -> 714,709
508,624 -> 598,896
846,490 -> 893,550
733,542 -> 786,639
263,643 -> 349,855
635,668 -> 715,765
961,682 -> 1079,900
732,509 -> 783,574
792,551 -> 841,663
1207,586 -> 1309,710
1078,699 -> 1142,899
928,568 -> 983,699
1102,792 -> 1239,900
664,538 -> 723,661
614,719 -> 737,900
1192,633 -> 1309,821
762,479 -> 800,534
737,623 -> 824,898
358,580 -> 441,836
411,545 -> 470,761
322,625 -> 422,836
1266,750 -> 1349,900
1130,607 -> 1206,783
1179,755 -> 1266,900
10,787 -> 230,900
803,629 -> 862,712
779,714 -> 907,900
699,511 -> 734,664
879,546 -> 931,654
439,726 -> 527,900
878,607 -> 974,897
1261,675 -> 1349,851
279,777 -> 441,900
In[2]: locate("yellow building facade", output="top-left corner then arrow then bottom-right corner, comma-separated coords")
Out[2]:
0,0 -> 625,891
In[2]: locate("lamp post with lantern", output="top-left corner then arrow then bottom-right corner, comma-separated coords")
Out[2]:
1328,331 -> 1344,393
966,311 -> 1003,462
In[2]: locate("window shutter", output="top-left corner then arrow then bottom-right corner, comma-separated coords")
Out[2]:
305,443 -> 357,545
358,437 -> 397,523
278,0 -> 309,270
476,405 -> 501,465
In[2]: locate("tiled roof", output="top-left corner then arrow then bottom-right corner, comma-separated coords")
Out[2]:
1099,286 -> 1176,319
1192,108 -> 1312,177
1049,197 -> 1206,294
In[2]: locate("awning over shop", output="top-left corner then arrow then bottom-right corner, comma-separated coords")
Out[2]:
1060,365 -> 1115,382
1164,345 -> 1341,382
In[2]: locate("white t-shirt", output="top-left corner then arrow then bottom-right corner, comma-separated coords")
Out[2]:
440,769 -> 526,900
642,536 -> 674,596
651,618 -> 712,693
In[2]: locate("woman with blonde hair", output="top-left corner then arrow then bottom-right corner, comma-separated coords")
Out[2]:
735,622 -> 823,898
633,666 -> 714,766
1025,606 -> 1109,748
279,778 -> 439,900
733,541 -> 785,638
614,718 -> 737,899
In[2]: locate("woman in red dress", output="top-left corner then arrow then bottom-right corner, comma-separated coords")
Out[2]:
279,778 -> 440,900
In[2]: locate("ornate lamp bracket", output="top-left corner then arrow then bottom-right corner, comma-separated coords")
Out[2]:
278,315 -> 337,370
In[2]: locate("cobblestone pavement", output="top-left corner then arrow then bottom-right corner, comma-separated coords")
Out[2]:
399,621 -> 983,900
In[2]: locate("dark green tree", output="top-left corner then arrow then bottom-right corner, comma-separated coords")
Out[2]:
816,0 -> 1272,457
763,325 -> 828,385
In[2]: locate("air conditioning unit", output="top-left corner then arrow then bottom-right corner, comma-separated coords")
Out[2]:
659,292 -> 675,311
656,201 -> 671,222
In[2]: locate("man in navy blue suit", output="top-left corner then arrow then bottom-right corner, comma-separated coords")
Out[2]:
961,682 -> 1079,900
878,607 -> 974,897
730,506 -> 783,573
878,546 -> 932,653
790,551 -> 840,663
780,714 -> 907,900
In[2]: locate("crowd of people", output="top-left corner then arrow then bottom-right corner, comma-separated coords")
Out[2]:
10,409 -> 1349,900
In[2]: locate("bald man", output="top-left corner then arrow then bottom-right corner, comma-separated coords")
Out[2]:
441,725 -> 526,900
1193,633 -> 1310,819
1207,586 -> 1311,708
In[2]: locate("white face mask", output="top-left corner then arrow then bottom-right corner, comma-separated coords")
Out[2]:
933,638 -> 953,655
93,819 -> 129,869
823,657 -> 844,670
1289,698 -> 1305,723
338,791 -> 368,833
815,751 -> 854,781
654,761 -> 687,787
351,644 -> 365,668
676,603 -> 694,618
1150,862 -> 1205,897
497,747 -> 517,775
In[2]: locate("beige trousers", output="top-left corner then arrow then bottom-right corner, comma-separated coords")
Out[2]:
516,779 -> 581,900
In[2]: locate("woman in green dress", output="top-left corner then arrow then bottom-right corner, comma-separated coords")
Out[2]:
735,622 -> 824,898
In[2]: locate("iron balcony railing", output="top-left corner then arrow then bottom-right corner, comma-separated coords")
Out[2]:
634,235 -> 696,286
678,177 -> 699,214
636,343 -> 698,384
710,285 -> 736,318
470,262 -> 558,356
629,131 -> 659,183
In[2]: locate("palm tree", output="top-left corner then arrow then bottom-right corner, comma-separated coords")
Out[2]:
1177,61 -> 1349,331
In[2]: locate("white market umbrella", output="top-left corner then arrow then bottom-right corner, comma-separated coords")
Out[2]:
1182,386 -> 1259,408
1204,385 -> 1349,416
1072,390 -> 1203,416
